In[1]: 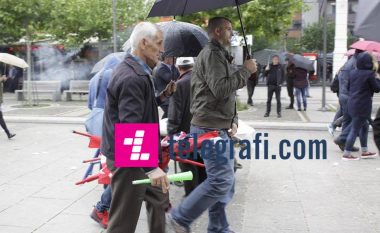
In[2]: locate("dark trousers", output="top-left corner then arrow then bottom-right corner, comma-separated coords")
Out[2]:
286,83 -> 294,108
106,159 -> 169,233
246,79 -> 256,104
0,111 -> 10,137
178,154 -> 207,196
266,85 -> 281,114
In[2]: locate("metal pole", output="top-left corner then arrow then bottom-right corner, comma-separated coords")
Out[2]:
26,41 -> 32,106
112,0 -> 117,53
234,0 -> 250,59
321,0 -> 327,111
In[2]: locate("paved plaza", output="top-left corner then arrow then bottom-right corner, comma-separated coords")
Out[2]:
0,86 -> 380,233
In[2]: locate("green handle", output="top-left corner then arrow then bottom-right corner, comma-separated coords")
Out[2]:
132,171 -> 193,185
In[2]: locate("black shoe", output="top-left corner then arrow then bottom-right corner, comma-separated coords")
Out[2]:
277,113 -> 282,118
248,102 -> 254,106
334,138 -> 345,151
304,108 -> 307,111
297,108 -> 301,111
285,106 -> 294,109
334,138 -> 359,152
7,133 -> 15,139
264,113 -> 269,117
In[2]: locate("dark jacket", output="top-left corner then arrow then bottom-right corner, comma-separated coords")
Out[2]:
265,64 -> 285,86
347,52 -> 380,118
190,40 -> 250,129
293,68 -> 308,89
373,108 -> 380,151
167,70 -> 192,134
338,55 -> 357,99
101,54 -> 160,172
247,72 -> 258,85
154,62 -> 179,107
286,63 -> 296,86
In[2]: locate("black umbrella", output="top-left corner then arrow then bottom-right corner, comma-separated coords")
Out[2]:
147,0 -> 253,58
122,21 -> 209,57
286,53 -> 314,72
354,0 -> 380,42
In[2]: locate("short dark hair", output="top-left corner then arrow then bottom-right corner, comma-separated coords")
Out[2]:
207,17 -> 232,35
178,65 -> 193,71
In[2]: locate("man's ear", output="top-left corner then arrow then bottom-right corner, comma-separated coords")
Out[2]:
141,38 -> 147,50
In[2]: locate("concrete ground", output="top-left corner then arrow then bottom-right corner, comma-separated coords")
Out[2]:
0,86 -> 379,233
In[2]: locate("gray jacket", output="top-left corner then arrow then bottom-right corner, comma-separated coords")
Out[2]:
190,40 -> 251,129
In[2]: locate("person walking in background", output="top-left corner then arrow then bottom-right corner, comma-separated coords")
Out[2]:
154,54 -> 180,118
167,57 -> 207,196
342,52 -> 380,161
246,68 -> 258,106
285,58 -> 295,109
334,50 -> 364,152
168,17 -> 256,233
293,67 -> 309,111
86,56 -> 121,229
0,75 -> 15,139
264,55 -> 285,118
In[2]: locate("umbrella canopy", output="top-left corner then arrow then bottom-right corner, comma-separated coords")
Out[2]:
252,49 -> 283,65
354,0 -> 380,42
286,54 -> 314,72
0,53 -> 29,69
147,0 -> 253,58
148,0 -> 252,17
123,21 -> 209,58
350,40 -> 380,52
91,52 -> 125,74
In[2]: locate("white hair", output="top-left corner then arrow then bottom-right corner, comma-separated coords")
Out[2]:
129,22 -> 160,52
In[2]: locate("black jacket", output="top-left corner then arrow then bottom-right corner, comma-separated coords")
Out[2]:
373,108 -> 380,151
167,70 -> 192,135
265,64 -> 285,86
101,54 -> 160,172
347,52 -> 380,118
154,63 -> 180,107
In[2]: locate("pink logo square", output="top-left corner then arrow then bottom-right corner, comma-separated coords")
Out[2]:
115,123 -> 159,168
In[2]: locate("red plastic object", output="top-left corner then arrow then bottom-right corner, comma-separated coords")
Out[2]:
72,130 -> 101,148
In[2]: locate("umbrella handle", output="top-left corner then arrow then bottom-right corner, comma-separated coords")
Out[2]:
235,0 -> 251,59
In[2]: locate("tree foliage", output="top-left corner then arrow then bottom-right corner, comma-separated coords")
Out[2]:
0,0 -> 53,43
300,20 -> 335,53
179,0 -> 304,42
0,0 -> 154,45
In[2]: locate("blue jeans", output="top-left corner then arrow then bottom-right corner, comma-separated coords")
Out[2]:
95,185 -> 112,212
171,125 -> 235,233
337,96 -> 352,142
294,87 -> 307,110
344,116 -> 369,153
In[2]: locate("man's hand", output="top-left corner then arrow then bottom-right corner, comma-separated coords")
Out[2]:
243,59 -> 257,74
147,168 -> 170,193
228,123 -> 238,137
163,80 -> 176,97
0,75 -> 7,82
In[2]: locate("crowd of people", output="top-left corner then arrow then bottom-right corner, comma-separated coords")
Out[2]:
80,14 -> 380,233
85,17 -> 256,233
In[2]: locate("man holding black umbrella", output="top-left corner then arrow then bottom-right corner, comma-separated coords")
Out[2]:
168,17 -> 256,233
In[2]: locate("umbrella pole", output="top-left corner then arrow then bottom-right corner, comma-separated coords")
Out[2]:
235,0 -> 251,59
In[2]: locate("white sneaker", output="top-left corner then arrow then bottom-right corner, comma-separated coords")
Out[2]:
327,124 -> 334,136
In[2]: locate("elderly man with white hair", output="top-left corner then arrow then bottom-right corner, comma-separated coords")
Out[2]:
100,22 -> 176,233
